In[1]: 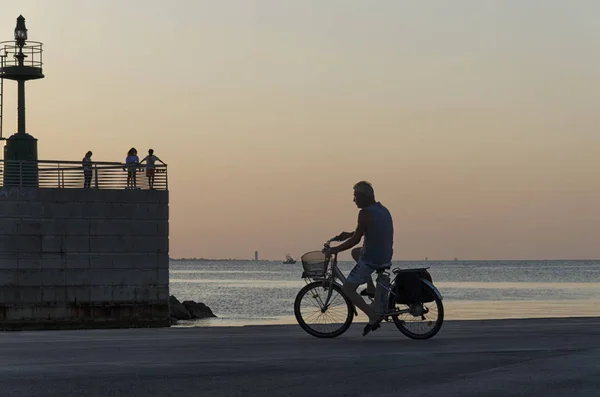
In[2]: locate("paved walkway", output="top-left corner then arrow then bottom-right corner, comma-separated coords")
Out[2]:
0,317 -> 598,396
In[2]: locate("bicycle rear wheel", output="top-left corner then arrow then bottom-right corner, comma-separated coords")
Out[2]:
389,281 -> 444,340
294,281 -> 353,338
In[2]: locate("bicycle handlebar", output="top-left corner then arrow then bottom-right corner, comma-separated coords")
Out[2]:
322,237 -> 336,252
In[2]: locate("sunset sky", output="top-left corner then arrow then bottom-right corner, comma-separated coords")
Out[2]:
2,1 -> 599,260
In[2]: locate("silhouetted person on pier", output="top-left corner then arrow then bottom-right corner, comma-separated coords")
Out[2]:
125,148 -> 139,189
140,149 -> 166,190
82,151 -> 93,188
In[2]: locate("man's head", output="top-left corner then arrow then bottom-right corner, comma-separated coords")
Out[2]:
86,151 -> 92,158
353,181 -> 375,208
148,149 -> 154,155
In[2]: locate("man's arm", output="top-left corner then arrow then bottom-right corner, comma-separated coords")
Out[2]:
334,231 -> 354,241
329,209 -> 370,255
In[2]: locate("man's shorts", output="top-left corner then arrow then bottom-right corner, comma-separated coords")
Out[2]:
346,260 -> 390,284
146,168 -> 155,177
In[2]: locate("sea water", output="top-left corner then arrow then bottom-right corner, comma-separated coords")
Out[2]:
169,260 -> 600,326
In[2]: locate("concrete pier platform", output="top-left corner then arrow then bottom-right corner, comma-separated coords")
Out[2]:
0,317 -> 598,396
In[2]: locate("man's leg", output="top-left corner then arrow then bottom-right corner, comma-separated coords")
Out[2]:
352,247 -> 375,294
342,281 -> 379,323
351,248 -> 361,262
343,261 -> 381,324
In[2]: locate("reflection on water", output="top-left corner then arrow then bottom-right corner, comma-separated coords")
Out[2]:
169,259 -> 600,327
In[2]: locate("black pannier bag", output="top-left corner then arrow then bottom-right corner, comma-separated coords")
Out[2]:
393,269 -> 436,304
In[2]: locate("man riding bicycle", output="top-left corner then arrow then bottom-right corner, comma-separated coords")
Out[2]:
324,181 -> 394,336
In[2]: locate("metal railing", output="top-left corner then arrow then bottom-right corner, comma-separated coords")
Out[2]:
0,160 -> 168,190
0,41 -> 43,70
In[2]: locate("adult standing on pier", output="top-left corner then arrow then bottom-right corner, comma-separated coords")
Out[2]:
82,151 -> 93,188
125,148 -> 139,189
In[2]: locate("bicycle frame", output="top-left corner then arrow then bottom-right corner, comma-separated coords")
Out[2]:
314,252 -> 438,319
316,253 -> 402,318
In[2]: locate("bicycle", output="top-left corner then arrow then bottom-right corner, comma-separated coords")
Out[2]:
293,237 -> 444,339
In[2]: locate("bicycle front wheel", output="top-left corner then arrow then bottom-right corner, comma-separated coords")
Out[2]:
294,281 -> 353,338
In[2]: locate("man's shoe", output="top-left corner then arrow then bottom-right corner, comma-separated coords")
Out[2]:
362,318 -> 383,336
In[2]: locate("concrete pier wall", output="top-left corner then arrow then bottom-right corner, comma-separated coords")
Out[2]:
0,187 -> 169,330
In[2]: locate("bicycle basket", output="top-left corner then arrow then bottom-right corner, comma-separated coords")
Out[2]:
300,251 -> 328,278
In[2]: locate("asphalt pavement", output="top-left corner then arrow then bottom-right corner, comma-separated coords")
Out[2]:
0,317 -> 598,396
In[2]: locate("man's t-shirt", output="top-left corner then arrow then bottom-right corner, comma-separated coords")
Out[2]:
143,155 -> 161,170
360,202 -> 394,265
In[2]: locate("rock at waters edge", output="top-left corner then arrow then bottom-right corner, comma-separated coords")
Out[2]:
169,296 -> 192,320
169,295 -> 216,324
182,300 -> 217,319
